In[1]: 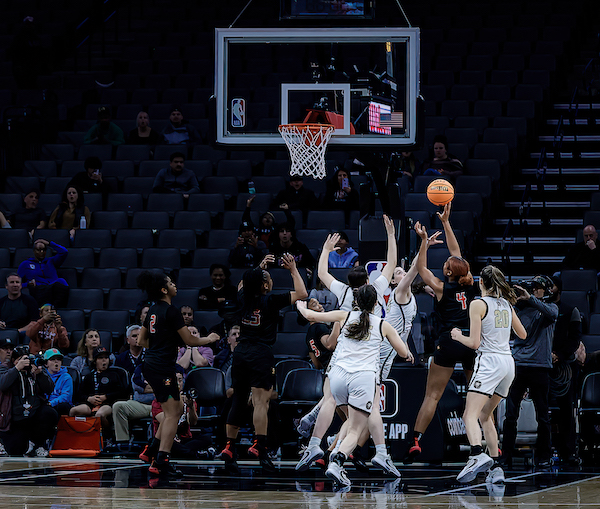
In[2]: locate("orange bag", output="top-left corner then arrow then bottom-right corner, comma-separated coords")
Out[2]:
49,416 -> 103,457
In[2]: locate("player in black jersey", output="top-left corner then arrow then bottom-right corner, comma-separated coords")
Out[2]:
218,253 -> 307,472
137,270 -> 220,478
407,203 -> 476,462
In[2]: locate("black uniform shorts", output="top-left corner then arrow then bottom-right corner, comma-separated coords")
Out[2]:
231,341 -> 275,391
433,332 -> 476,371
142,365 -> 180,403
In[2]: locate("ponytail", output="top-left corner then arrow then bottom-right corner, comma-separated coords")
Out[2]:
345,285 -> 377,341
480,265 -> 517,304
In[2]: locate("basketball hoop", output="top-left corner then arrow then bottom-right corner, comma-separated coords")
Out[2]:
278,123 -> 335,179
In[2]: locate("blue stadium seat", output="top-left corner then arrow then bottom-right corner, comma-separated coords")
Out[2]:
99,248 -> 138,272
141,248 -> 181,271
66,288 -> 104,313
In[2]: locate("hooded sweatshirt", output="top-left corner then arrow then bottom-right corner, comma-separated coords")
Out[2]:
328,247 -> 359,268
512,296 -> 558,368
26,318 -> 69,355
47,366 -> 73,407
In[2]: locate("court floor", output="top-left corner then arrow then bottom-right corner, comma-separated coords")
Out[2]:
0,457 -> 599,508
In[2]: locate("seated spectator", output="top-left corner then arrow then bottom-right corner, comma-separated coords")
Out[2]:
180,305 -> 195,327
44,347 -> 73,416
0,273 -> 39,334
48,185 -> 91,237
228,221 -> 268,268
270,175 -> 318,217
70,346 -> 130,429
111,363 -> 154,452
0,211 -> 10,228
328,231 -> 359,268
198,264 -> 238,310
26,303 -> 69,355
0,337 -> 14,372
134,302 -> 151,326
18,239 -> 69,308
0,345 -> 58,456
115,325 -> 145,375
269,222 -> 315,272
70,329 -> 115,378
162,106 -> 200,145
152,152 -> 200,197
562,225 -> 600,272
177,326 -> 218,371
308,278 -> 338,312
7,189 -> 47,234
127,111 -> 165,145
244,195 -> 295,246
391,150 -> 421,185
67,156 -> 111,197
84,106 -> 125,146
421,135 -> 464,179
322,167 -> 359,214
213,325 -> 240,377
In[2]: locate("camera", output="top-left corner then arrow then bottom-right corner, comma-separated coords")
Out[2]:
514,280 -> 536,293
12,345 -> 45,371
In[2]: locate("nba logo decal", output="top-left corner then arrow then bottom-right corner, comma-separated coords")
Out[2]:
231,98 -> 245,127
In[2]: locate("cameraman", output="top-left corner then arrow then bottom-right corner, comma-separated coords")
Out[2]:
228,221 -> 267,268
26,303 -> 69,355
0,346 -> 58,456
501,275 -> 558,468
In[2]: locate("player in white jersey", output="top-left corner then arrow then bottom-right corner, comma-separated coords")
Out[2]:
451,265 -> 527,484
297,285 -> 410,488
295,218 -> 398,474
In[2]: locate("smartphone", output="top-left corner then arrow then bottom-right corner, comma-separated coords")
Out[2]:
342,177 -> 349,188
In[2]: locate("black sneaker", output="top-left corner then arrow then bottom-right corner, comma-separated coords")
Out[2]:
259,455 -> 277,474
149,459 -> 183,478
349,451 -> 369,473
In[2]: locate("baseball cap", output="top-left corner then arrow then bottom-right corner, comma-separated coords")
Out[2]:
290,175 -> 303,181
43,348 -> 63,361
0,338 -> 14,349
93,346 -> 109,360
239,221 -> 253,233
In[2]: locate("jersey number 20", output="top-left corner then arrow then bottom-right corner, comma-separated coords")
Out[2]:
494,309 -> 509,328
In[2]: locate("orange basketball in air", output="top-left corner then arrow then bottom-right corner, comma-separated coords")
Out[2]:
426,179 -> 455,206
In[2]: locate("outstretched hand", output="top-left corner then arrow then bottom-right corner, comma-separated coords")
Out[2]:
259,254 -> 275,269
427,230 -> 444,248
323,233 -> 341,253
383,214 -> 395,236
414,221 -> 428,240
437,202 -> 452,223
280,253 -> 297,271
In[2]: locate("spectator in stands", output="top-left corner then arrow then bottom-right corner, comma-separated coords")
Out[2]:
0,211 -> 10,229
243,195 -> 295,246
48,185 -> 91,238
44,347 -> 73,416
213,325 -> 240,378
269,222 -> 316,272
391,151 -> 421,185
162,107 -> 200,145
562,225 -> 600,272
422,135 -> 464,179
111,363 -> 154,453
7,189 -> 47,234
228,221 -> 268,268
67,157 -> 111,197
26,303 -> 69,355
152,152 -> 200,197
328,231 -> 359,268
0,273 -> 39,334
576,341 -> 600,379
322,167 -> 359,215
70,346 -> 130,430
134,302 -> 151,326
115,325 -> 145,375
84,106 -> 125,146
127,111 -> 165,145
18,239 -> 69,308
0,338 -> 14,369
177,326 -> 218,371
0,344 -> 58,456
198,264 -> 238,310
71,329 -> 115,378
308,278 -> 338,311
270,176 -> 318,217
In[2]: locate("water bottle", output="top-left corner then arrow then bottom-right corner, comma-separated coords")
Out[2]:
79,215 -> 87,229
248,180 -> 256,195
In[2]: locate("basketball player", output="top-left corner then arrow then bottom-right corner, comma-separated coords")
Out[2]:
136,270 -> 219,478
297,285 -> 410,488
407,203 -> 477,462
451,265 -> 526,483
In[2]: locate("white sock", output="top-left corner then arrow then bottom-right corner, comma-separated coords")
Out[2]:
306,404 -> 321,424
309,436 -> 321,448
375,444 -> 387,457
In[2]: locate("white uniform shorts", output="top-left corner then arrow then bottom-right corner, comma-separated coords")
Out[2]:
379,340 -> 396,383
468,351 -> 515,398
328,364 -> 378,414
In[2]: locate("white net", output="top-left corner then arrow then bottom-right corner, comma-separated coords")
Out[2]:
278,123 -> 335,179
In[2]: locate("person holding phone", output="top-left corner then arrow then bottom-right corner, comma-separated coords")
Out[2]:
323,167 -> 359,217
26,303 -> 69,355
67,156 -> 111,197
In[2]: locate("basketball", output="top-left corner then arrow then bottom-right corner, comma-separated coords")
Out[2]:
426,179 -> 455,206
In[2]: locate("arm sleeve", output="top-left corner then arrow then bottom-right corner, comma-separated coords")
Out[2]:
57,326 -> 70,351
330,279 -> 348,301
528,297 -> 559,322
152,170 -> 166,193
109,124 -> 125,146
186,172 -> 200,194
50,374 -> 73,406
84,125 -> 98,144
48,241 -> 68,267
26,318 -> 44,341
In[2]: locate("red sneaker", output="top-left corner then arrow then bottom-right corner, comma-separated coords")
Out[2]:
139,445 -> 152,463
217,443 -> 236,463
247,440 -> 261,459
404,439 -> 421,464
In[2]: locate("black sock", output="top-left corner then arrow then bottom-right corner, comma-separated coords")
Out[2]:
149,438 -> 160,455
413,432 -> 422,442
471,445 -> 483,456
156,451 -> 170,463
256,435 -> 267,449
332,452 -> 347,466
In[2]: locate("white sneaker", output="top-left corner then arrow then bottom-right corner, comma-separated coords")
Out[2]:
457,452 -> 494,483
326,435 -> 337,448
24,441 -> 34,456
0,442 -> 7,457
371,453 -> 401,478
485,466 -> 505,484
296,414 -> 316,438
34,447 -> 49,457
295,444 -> 324,471
326,461 -> 351,487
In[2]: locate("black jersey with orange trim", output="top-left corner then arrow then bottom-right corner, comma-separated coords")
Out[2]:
238,290 -> 292,346
143,300 -> 186,374
434,281 -> 476,340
